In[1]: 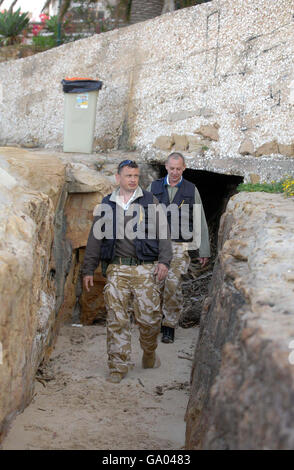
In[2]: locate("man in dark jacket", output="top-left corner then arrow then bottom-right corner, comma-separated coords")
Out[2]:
148,152 -> 210,343
82,160 -> 172,383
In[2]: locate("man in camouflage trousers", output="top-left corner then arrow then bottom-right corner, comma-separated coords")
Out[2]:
149,152 -> 210,343
83,160 -> 172,383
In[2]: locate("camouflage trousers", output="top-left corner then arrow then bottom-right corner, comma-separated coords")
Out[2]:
161,242 -> 190,328
104,263 -> 161,375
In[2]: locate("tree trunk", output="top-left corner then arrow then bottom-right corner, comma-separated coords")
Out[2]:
129,0 -> 164,25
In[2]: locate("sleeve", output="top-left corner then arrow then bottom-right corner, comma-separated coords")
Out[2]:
153,195 -> 173,268
188,187 -> 211,258
82,215 -> 103,276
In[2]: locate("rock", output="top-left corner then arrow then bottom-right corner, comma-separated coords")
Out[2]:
153,136 -> 174,151
0,147 -> 66,442
186,192 -> 294,450
187,136 -> 205,153
65,191 -> 111,250
239,138 -> 254,156
167,108 -> 213,122
172,134 -> 189,151
168,111 -> 197,122
67,163 -> 115,194
249,173 -> 260,184
194,123 -> 219,141
1,147 -> 65,210
22,140 -> 39,149
255,141 -> 279,157
278,143 -> 294,158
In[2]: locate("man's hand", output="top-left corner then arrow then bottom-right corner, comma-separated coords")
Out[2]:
154,263 -> 168,282
83,275 -> 94,292
197,257 -> 209,268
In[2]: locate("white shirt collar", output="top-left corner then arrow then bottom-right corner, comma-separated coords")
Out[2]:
110,186 -> 143,210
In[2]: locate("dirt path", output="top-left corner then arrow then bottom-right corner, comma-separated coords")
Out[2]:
2,323 -> 198,450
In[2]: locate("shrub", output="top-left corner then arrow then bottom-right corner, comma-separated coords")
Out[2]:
45,15 -> 60,36
237,181 -> 284,194
237,178 -> 294,197
32,35 -> 57,49
0,8 -> 30,45
282,177 -> 294,198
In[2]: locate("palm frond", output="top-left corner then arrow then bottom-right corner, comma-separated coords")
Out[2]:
42,0 -> 53,13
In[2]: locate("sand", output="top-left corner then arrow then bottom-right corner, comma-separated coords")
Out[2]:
2,323 -> 198,450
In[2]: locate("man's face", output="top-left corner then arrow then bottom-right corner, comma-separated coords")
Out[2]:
116,166 -> 140,192
165,157 -> 185,185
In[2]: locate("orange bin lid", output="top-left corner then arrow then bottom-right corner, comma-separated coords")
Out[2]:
65,77 -> 98,81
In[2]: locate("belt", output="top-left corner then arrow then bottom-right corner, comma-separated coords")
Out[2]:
112,256 -> 155,266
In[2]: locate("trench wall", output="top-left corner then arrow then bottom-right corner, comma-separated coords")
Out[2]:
186,191 -> 294,449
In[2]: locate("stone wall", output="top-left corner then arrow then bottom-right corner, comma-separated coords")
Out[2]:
185,192 -> 294,450
0,0 -> 294,182
0,148 -> 65,440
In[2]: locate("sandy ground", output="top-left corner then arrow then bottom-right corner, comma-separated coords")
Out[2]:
2,323 -> 198,450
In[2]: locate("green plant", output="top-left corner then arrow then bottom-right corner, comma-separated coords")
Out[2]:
237,181 -> 284,194
31,14 -> 68,50
282,177 -> 294,197
237,178 -> 294,197
45,15 -> 59,35
32,34 -> 57,49
0,8 -> 30,45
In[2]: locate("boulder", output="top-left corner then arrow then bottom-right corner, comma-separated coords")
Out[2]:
255,141 -> 279,157
187,135 -> 206,153
172,134 -> 189,151
67,163 -> 114,194
1,147 -> 65,209
239,138 -> 254,156
278,143 -> 294,158
194,123 -> 219,141
153,136 -> 174,151
65,192 -> 105,249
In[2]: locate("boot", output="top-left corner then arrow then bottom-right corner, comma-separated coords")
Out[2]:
161,326 -> 175,343
142,351 -> 161,369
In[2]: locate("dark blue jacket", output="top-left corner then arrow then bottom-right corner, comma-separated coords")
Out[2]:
150,178 -> 195,242
100,190 -> 159,262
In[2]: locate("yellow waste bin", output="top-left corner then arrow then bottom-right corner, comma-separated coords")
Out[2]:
61,78 -> 103,153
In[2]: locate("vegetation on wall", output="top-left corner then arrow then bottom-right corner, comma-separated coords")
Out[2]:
237,178 -> 294,198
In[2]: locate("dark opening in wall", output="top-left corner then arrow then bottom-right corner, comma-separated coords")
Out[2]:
157,165 -> 243,247
155,165 -> 243,326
